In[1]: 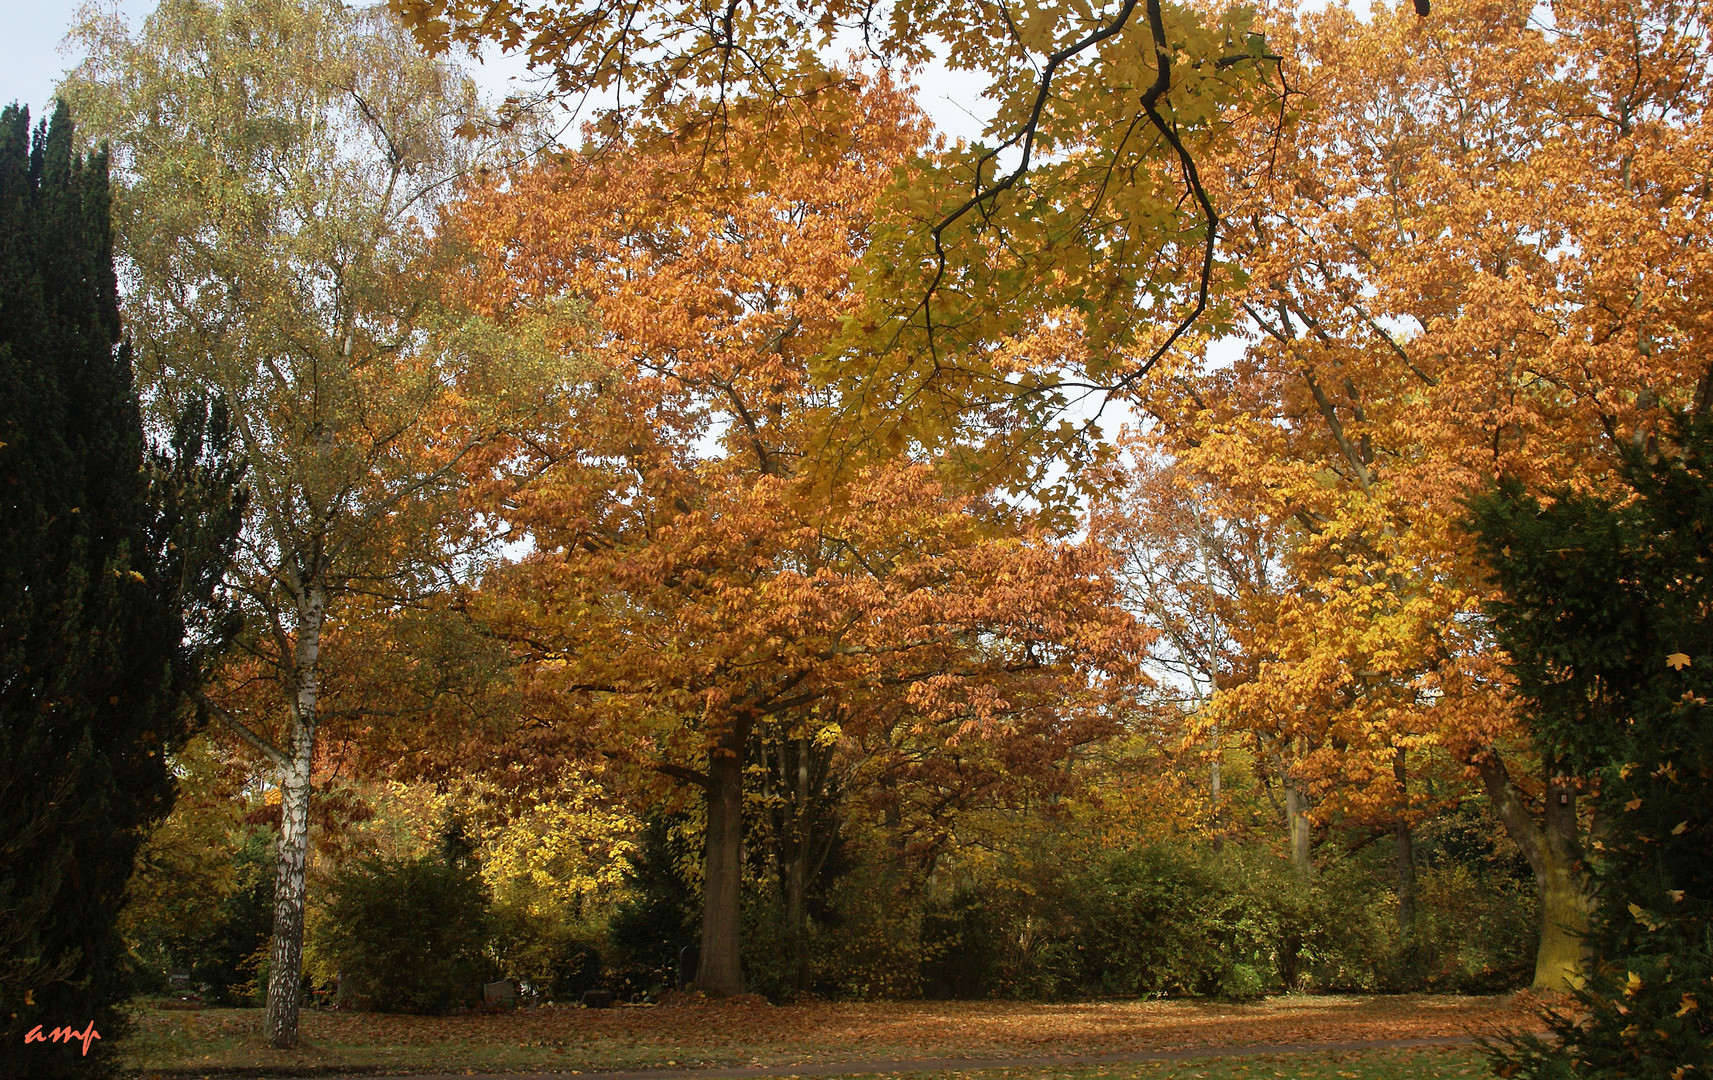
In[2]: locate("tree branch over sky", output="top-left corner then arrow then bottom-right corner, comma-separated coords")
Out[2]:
389,0 -> 1282,471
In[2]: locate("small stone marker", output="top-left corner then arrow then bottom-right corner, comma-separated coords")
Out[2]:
581,988 -> 614,1009
483,980 -> 517,1008
167,969 -> 190,991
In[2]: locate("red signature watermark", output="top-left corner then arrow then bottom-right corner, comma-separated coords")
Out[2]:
25,1021 -> 102,1055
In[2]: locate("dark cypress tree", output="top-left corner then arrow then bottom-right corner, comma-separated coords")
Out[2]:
0,101 -> 244,1079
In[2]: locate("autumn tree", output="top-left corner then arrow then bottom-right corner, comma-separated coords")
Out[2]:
0,101 -> 243,1078
60,0 -> 568,1046
451,79 -> 1145,996
1090,444 -> 1287,847
390,0 -> 1280,474
1125,0 -> 1713,988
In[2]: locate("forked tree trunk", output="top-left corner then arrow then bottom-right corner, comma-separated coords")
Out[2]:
1475,752 -> 1590,990
263,585 -> 324,1048
696,724 -> 748,996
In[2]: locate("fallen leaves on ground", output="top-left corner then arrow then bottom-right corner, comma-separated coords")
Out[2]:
118,993 -> 1551,1076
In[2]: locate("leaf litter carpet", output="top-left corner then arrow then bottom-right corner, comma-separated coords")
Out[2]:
124,993 -> 1548,1077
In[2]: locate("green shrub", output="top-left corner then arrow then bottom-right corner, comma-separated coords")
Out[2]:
320,847 -> 495,1013
809,834 -> 1539,1002
189,832 -> 275,1005
490,898 -> 604,1002
817,863 -> 928,999
124,826 -> 275,1005
1218,962 -> 1265,1001
1073,846 -> 1226,995
919,888 -> 1000,999
606,816 -> 699,999
1404,863 -> 1538,993
1299,860 -> 1395,992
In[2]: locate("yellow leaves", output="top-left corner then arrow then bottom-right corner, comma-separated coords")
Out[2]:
1629,903 -> 1665,931
1626,970 -> 1645,995
1625,797 -> 1643,811
1677,994 -> 1701,1017
1666,651 -> 1692,670
1671,820 -> 1688,835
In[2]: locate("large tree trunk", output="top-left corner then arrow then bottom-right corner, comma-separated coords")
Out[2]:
264,735 -> 313,1046
1475,752 -> 1589,990
696,723 -> 747,996
264,586 -> 323,1048
1394,748 -> 1416,931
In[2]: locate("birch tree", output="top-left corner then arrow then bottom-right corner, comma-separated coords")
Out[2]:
62,0 -> 563,1046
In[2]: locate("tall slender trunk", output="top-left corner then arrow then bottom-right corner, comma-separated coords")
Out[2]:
696,721 -> 748,996
1284,782 -> 1314,875
789,736 -> 810,994
1210,720 -> 1222,819
1475,752 -> 1590,989
264,585 -> 323,1048
1393,747 -> 1416,931
1209,722 -> 1224,852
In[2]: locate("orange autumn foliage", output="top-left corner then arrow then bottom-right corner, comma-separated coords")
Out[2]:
1122,0 -> 1713,986
448,79 -> 1146,994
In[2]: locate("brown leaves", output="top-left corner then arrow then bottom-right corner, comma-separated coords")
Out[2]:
119,994 -> 1544,1073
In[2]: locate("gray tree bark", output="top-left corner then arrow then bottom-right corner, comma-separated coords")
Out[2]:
1393,747 -> 1416,931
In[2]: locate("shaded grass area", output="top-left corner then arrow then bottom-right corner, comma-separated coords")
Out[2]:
800,1050 -> 1499,1080
117,995 -> 1531,1078
120,1047 -> 1501,1080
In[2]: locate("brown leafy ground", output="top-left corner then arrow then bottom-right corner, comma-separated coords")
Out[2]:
118,993 -> 1549,1078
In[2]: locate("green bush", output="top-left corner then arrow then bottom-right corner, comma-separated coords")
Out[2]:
319,847 -> 495,1013
124,826 -> 274,1005
189,832 -> 275,1005
606,816 -> 699,1000
1403,863 -> 1538,993
1299,859 -> 1395,992
777,833 -> 1541,1002
1072,845 -> 1290,998
919,888 -> 1001,999
490,898 -> 604,1002
817,862 -> 929,999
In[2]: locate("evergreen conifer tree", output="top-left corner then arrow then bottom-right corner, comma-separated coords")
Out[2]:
1472,417 -> 1713,1078
0,101 -> 243,1079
